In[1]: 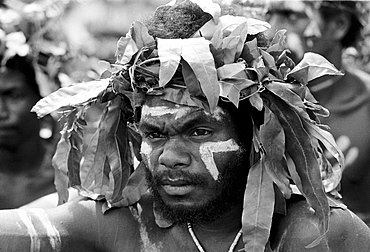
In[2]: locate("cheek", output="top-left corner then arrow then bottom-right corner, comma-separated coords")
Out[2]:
199,139 -> 240,181
140,141 -> 154,171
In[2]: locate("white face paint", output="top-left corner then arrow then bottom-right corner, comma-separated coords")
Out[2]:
204,106 -> 226,122
199,139 -> 240,180
141,104 -> 192,120
140,141 -> 153,171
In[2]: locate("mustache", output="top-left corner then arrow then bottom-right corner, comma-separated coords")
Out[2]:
150,170 -> 208,187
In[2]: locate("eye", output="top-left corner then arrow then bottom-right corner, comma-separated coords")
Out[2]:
147,132 -> 166,139
190,128 -> 212,137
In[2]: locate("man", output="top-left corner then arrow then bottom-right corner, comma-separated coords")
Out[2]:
266,0 -> 370,225
0,0 -> 369,251
0,54 -> 57,209
0,1 -> 90,209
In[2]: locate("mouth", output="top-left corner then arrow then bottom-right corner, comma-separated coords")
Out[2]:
160,178 -> 195,196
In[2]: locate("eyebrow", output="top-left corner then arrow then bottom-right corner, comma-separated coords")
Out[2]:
139,109 -> 219,133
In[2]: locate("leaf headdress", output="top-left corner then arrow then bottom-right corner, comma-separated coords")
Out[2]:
32,0 -> 344,251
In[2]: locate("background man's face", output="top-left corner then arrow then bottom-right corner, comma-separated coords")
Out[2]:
0,68 -> 40,151
266,0 -> 334,63
139,97 -> 250,223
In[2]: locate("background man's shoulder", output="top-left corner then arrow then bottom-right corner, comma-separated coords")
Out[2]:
270,195 -> 370,251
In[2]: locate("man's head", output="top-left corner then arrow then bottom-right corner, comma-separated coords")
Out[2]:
140,95 -> 253,224
0,55 -> 41,151
31,0 -> 345,249
266,0 -> 364,63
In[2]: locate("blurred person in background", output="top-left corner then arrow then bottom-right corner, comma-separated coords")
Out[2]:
0,0 -> 100,209
265,0 -> 370,225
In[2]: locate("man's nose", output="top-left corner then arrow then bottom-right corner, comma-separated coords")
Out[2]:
158,138 -> 191,169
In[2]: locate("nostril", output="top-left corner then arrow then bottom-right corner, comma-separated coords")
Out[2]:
158,143 -> 191,170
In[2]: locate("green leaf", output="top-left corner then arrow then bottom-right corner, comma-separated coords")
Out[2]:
303,122 -> 344,169
222,36 -> 240,64
228,21 -> 249,59
104,97 -> 131,205
114,161 -> 148,207
246,18 -> 271,35
161,87 -> 208,110
266,81 -> 305,110
260,110 -> 291,198
158,38 -> 182,87
129,21 -> 155,49
31,79 -> 110,118
261,91 -> 329,246
80,129 -> 99,190
241,38 -> 260,65
217,62 -> 246,80
89,105 -> 110,195
52,124 -> 71,205
287,52 -> 343,85
249,92 -> 263,111
182,59 -> 203,97
67,123 -> 83,187
115,36 -> 139,65
219,78 -> 255,107
260,50 -> 277,71
266,29 -> 287,53
242,158 -> 275,252
181,37 -> 219,112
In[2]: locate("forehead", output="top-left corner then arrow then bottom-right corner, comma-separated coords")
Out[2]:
140,97 -> 228,123
0,68 -> 27,90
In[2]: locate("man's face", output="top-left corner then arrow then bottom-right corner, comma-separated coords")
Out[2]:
266,0 -> 334,63
139,97 -> 250,224
0,68 -> 40,151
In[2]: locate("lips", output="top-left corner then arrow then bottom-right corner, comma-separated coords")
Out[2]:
160,178 -> 195,195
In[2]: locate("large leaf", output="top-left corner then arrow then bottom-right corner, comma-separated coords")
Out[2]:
104,97 -> 131,206
261,91 -> 329,247
80,129 -> 100,189
129,21 -> 155,50
217,62 -> 246,80
158,38 -> 182,87
182,59 -> 203,97
31,79 -> 110,118
260,110 -> 291,198
181,37 -> 219,112
287,52 -> 343,85
115,161 -> 148,207
219,78 -> 255,107
90,105 -> 110,195
246,18 -> 271,35
67,123 -> 83,187
52,125 -> 71,205
266,29 -> 287,53
242,158 -> 275,252
115,36 -> 139,65
222,35 -> 240,64
266,81 -> 305,110
304,122 -> 344,169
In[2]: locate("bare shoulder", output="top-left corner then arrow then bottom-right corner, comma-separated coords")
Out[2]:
270,195 -> 370,252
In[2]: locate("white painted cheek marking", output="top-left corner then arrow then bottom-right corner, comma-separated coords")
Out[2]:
18,209 -> 41,252
141,105 -> 192,120
141,141 -> 153,171
199,139 -> 240,180
29,208 -> 61,252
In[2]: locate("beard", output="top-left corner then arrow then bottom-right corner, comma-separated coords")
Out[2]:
145,151 -> 250,225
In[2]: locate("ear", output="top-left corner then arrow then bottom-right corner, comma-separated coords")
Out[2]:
330,13 -> 351,41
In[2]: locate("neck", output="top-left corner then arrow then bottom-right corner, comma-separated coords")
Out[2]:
191,203 -> 243,234
0,136 -> 46,174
